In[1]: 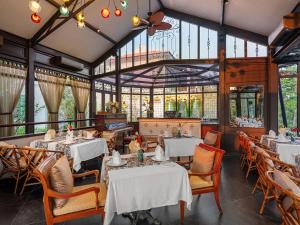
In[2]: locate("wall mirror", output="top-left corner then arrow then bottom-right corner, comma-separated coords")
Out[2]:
229,85 -> 264,128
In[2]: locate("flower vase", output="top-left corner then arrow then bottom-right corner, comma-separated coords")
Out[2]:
112,107 -> 117,114
137,149 -> 144,163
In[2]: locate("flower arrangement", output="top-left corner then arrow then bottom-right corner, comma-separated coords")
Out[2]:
287,127 -> 298,142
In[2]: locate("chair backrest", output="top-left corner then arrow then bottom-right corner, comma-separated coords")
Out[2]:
266,170 -> 300,225
198,144 -> 225,188
204,130 -> 223,149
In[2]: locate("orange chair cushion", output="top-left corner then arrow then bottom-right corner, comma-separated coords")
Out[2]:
191,145 -> 216,182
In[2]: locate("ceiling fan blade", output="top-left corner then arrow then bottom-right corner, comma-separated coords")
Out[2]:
132,25 -> 148,31
154,22 -> 172,30
149,11 -> 164,25
147,27 -> 156,36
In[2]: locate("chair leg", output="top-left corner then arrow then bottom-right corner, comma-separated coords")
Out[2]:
20,172 -> 30,195
252,177 -> 260,194
213,191 -> 223,214
259,186 -> 269,215
180,200 -> 185,224
14,171 -> 21,194
246,161 -> 253,179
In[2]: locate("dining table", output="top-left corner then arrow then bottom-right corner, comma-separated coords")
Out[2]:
163,136 -> 203,158
101,152 -> 193,225
30,136 -> 109,171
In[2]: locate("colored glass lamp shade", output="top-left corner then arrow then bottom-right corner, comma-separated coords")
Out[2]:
31,13 -> 41,23
76,12 -> 85,21
101,8 -> 110,18
77,20 -> 85,29
114,8 -> 122,17
120,0 -> 128,9
29,0 -> 41,13
131,15 -> 140,26
59,5 -> 69,17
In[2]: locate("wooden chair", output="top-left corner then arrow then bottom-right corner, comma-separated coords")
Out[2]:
266,170 -> 300,224
180,144 -> 225,223
244,138 -> 257,178
238,131 -> 248,169
34,156 -> 106,225
252,147 -> 297,214
203,130 -> 223,149
142,135 -> 159,152
0,145 -> 29,194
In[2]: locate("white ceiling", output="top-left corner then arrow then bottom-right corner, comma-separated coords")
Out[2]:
0,0 -> 298,62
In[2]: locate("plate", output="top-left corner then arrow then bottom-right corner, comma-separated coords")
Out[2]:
106,159 -> 127,167
151,156 -> 167,162
62,140 -> 77,145
84,137 -> 95,140
275,139 -> 290,143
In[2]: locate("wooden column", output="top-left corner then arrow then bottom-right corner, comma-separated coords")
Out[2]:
115,53 -> 121,112
218,30 -> 226,133
267,48 -> 279,131
297,61 -> 300,130
25,47 -> 35,134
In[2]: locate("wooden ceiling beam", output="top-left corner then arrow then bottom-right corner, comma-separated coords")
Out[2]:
220,0 -> 228,26
121,66 -> 158,85
32,0 -> 95,44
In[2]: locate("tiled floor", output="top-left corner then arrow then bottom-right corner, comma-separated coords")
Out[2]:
0,154 -> 281,225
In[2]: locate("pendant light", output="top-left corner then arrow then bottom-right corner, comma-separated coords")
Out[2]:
131,0 -> 140,26
120,0 -> 128,9
114,8 -> 122,17
29,0 -> 41,13
31,13 -> 41,23
60,5 -> 69,17
101,8 -> 110,18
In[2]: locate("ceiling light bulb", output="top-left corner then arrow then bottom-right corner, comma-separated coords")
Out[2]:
77,20 -> 85,29
132,15 -> 140,26
114,8 -> 122,17
120,0 -> 128,9
31,13 -> 41,23
59,5 -> 69,16
29,0 -> 41,13
101,8 -> 110,18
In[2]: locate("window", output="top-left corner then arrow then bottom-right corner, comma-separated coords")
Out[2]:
141,95 -> 150,117
200,27 -> 218,59
181,21 -> 198,59
104,93 -> 111,111
34,81 -> 47,133
190,94 -> 202,118
121,94 -> 131,121
94,62 -> 104,75
278,64 -> 298,128
153,95 -> 164,118
165,95 -> 176,112
247,41 -> 267,57
13,85 -> 26,135
105,56 -> 115,72
149,17 -> 179,62
177,94 -> 189,117
134,30 -> 147,66
226,35 -> 245,58
120,41 -> 133,69
58,86 -> 75,129
203,93 -> 218,119
132,95 -> 141,122
96,92 -> 102,112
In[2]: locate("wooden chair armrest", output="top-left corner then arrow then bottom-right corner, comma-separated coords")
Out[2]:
176,160 -> 193,166
265,150 -> 279,158
48,187 -> 100,199
188,170 -> 216,178
73,170 -> 99,182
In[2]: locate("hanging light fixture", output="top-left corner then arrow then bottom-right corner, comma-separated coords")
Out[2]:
76,11 -> 85,29
29,0 -> 41,13
31,13 -> 41,23
101,8 -> 110,18
114,8 -> 122,17
77,20 -> 85,29
131,15 -> 140,26
59,5 -> 69,17
120,0 -> 128,9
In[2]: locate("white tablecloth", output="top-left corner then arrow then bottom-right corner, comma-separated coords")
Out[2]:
102,154 -> 193,225
164,137 -> 203,158
270,140 -> 300,165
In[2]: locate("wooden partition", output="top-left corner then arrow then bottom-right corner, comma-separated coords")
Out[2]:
223,57 -> 268,152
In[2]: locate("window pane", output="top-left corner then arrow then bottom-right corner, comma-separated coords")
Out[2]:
132,95 -> 141,122
96,92 -> 102,112
257,44 -> 267,57
121,41 -> 133,69
279,77 -> 297,128
141,95 -> 150,117
154,88 -> 164,94
122,87 -> 131,93
105,93 -> 111,109
154,95 -> 164,118
149,17 -> 179,62
177,94 -> 189,117
34,81 -> 48,133
181,21 -> 198,59
59,86 -> 75,129
208,29 -> 218,59
247,41 -> 257,57
203,93 -> 217,119
190,86 -> 203,93
104,83 -> 111,92
94,62 -> 104,75
105,56 -> 115,72
226,35 -> 245,58
134,30 -> 147,66
190,94 -> 202,118
13,86 -> 26,135
121,94 -> 131,121
165,95 -> 176,112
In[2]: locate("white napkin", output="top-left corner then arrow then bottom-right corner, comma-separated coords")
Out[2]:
65,133 -> 74,144
112,150 -> 121,165
269,130 -> 276,138
155,145 -> 164,160
278,134 -> 287,141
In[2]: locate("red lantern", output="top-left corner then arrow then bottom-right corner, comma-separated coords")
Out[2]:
31,13 -> 41,23
101,8 -> 110,18
114,8 -> 122,17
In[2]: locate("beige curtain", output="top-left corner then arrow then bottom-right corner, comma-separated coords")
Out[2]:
70,79 -> 91,128
0,61 -> 27,137
35,69 -> 66,130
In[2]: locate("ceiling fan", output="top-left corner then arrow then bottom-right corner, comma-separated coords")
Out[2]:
132,0 -> 172,36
